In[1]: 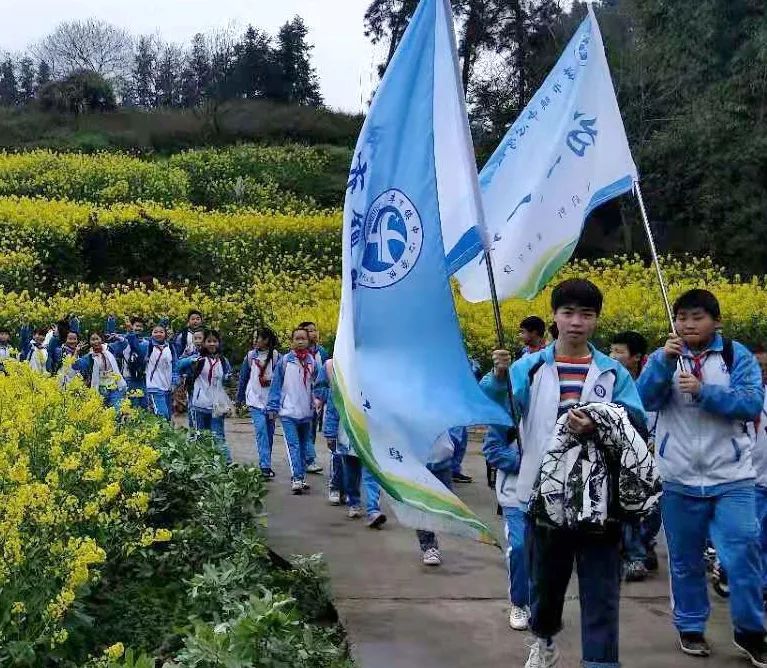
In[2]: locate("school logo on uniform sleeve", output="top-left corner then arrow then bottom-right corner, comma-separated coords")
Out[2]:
359,189 -> 423,289
594,384 -> 606,398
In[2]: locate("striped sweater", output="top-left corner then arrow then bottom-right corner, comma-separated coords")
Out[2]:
555,354 -> 592,414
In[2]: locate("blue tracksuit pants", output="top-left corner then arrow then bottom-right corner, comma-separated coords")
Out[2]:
662,485 -> 765,635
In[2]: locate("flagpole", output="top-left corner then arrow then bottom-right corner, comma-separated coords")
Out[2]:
483,250 -> 506,350
482,249 -> 525,451
634,180 -> 675,330
634,180 -> 689,377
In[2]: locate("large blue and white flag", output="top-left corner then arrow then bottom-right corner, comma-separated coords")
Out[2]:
456,4 -> 638,301
332,0 -> 510,542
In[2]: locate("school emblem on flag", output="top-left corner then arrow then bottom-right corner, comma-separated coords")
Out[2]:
332,0 -> 511,543
360,189 -> 422,289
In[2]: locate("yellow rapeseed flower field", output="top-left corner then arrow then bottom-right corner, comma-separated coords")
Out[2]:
0,362 -> 165,650
0,256 -> 765,363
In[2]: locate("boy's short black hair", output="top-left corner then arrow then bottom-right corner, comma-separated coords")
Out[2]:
0,326 -> 9,335
298,320 -> 316,329
187,309 -> 203,320
34,327 -> 47,336
551,279 -> 603,315
130,316 -> 146,325
520,316 -> 546,337
611,331 -> 648,357
673,289 -> 721,320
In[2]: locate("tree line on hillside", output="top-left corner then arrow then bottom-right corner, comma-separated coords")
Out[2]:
0,17 -> 322,112
367,0 -> 767,275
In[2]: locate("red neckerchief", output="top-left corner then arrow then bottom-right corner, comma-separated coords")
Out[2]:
93,349 -> 111,372
207,356 -> 221,384
689,352 -> 708,380
294,348 -> 313,386
252,350 -> 271,387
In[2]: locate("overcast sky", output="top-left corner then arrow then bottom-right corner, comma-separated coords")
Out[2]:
1,0 -> 380,112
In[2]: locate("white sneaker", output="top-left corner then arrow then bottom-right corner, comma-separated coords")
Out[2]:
328,489 -> 341,505
509,605 -> 529,631
306,463 -> 323,474
291,480 -> 303,495
422,547 -> 442,566
525,638 -> 560,668
347,505 -> 364,519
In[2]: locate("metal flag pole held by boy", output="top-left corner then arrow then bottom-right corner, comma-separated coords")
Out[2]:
634,181 -> 689,375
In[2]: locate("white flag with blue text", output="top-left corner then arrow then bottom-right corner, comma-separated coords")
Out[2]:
456,4 -> 638,301
331,0 -> 511,542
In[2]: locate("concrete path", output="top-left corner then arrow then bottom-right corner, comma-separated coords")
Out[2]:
226,418 -> 749,668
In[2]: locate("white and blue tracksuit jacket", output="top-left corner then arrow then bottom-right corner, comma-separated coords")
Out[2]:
509,343 -> 646,508
236,349 -> 281,410
480,372 -> 521,508
266,351 -> 326,421
178,354 -> 233,411
128,334 -> 179,392
637,333 -> 763,492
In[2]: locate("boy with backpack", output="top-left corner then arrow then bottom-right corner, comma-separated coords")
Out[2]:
637,289 -> 766,665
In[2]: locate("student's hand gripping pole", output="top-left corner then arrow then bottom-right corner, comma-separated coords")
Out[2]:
484,250 -> 522,450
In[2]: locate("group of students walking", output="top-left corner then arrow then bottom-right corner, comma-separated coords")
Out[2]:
0,312 -> 389,528
4,277 -> 767,668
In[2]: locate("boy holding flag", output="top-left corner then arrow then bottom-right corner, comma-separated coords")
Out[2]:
638,289 -> 767,664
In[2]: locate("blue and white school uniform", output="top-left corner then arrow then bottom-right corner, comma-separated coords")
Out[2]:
129,334 -> 178,420
266,351 -> 325,482
638,333 -> 765,637
68,342 -> 128,409
237,349 -> 280,472
322,361 -> 382,516
179,347 -> 200,428
22,342 -> 48,374
481,371 -> 527,608
510,343 -> 646,664
179,353 -> 232,462
0,343 -> 16,361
